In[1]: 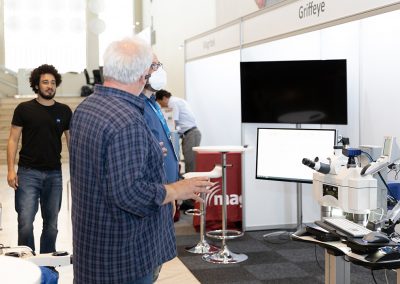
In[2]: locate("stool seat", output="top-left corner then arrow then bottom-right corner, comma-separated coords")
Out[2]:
193,145 -> 247,153
183,165 -> 222,179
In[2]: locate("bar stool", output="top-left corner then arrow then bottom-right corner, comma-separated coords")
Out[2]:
193,146 -> 248,264
183,165 -> 222,254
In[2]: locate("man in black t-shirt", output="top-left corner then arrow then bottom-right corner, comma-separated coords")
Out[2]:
7,64 -> 72,254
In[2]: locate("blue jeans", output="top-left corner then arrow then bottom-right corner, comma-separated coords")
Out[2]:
15,167 -> 62,253
125,272 -> 153,284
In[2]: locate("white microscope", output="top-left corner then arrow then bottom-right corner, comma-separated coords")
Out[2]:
303,136 -> 400,225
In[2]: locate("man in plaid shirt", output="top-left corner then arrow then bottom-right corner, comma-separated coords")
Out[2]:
69,36 -> 212,284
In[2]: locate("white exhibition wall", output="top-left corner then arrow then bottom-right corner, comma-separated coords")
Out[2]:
186,50 -> 242,146
185,9 -> 400,230
358,10 -> 400,145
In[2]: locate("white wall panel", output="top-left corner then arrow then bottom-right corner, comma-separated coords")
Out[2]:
320,21 -> 360,146
359,10 -> 400,146
185,50 -> 241,146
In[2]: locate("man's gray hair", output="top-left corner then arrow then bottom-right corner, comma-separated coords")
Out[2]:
103,37 -> 152,84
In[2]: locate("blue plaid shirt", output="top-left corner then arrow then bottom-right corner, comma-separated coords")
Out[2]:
69,85 -> 176,284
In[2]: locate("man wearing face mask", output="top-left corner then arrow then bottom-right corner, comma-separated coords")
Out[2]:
7,64 -> 72,255
139,55 -> 180,282
140,55 -> 179,184
69,37 -> 213,284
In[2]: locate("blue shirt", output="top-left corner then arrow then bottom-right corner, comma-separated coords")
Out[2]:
140,93 -> 179,183
69,85 -> 176,284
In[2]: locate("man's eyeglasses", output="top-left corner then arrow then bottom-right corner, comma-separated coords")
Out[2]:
150,62 -> 163,71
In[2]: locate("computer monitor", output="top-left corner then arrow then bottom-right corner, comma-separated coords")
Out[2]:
256,128 -> 336,183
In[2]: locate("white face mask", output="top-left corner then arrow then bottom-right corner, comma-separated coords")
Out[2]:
148,67 -> 167,91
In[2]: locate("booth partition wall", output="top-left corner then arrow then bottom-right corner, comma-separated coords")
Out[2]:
184,0 -> 400,231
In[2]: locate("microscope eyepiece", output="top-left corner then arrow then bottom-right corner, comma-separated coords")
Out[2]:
302,158 -> 315,168
302,158 -> 331,174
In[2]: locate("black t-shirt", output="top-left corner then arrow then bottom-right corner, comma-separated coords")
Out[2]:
12,99 -> 72,170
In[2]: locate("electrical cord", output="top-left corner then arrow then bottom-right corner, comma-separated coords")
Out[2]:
262,230 -> 292,244
387,167 -> 398,180
378,171 -> 397,199
361,150 -> 374,162
263,223 -> 308,244
371,269 -> 378,284
314,244 -> 324,271
388,163 -> 400,179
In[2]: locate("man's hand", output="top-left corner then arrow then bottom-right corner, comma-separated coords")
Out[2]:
7,170 -> 18,190
172,201 -> 176,218
163,177 -> 215,204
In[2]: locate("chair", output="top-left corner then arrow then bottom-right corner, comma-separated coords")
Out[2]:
81,69 -> 94,97
92,69 -> 103,85
83,69 -> 94,86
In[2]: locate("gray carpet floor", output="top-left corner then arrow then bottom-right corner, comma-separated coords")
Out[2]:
176,228 -> 398,284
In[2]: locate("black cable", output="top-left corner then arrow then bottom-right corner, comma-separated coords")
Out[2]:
361,150 -> 374,162
371,269 -> 378,284
314,244 -> 324,271
378,171 -> 396,198
263,231 -> 291,244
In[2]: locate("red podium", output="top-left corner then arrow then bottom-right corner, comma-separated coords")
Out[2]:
193,152 -> 243,231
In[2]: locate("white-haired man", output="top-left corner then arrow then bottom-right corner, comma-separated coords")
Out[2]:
69,37 -> 213,284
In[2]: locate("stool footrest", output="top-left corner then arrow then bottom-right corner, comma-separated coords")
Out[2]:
184,209 -> 203,216
206,229 -> 244,240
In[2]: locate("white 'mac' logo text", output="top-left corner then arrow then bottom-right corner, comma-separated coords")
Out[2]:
206,187 -> 242,208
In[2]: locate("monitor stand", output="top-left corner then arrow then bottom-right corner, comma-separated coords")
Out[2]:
263,124 -> 304,239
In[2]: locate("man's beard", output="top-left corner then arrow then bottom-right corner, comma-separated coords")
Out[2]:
38,89 -> 56,100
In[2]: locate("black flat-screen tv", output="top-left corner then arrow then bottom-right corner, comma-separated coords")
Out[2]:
256,128 -> 336,183
240,59 -> 347,124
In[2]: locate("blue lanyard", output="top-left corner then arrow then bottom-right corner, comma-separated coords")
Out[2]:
146,98 -> 179,161
146,98 -> 172,140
